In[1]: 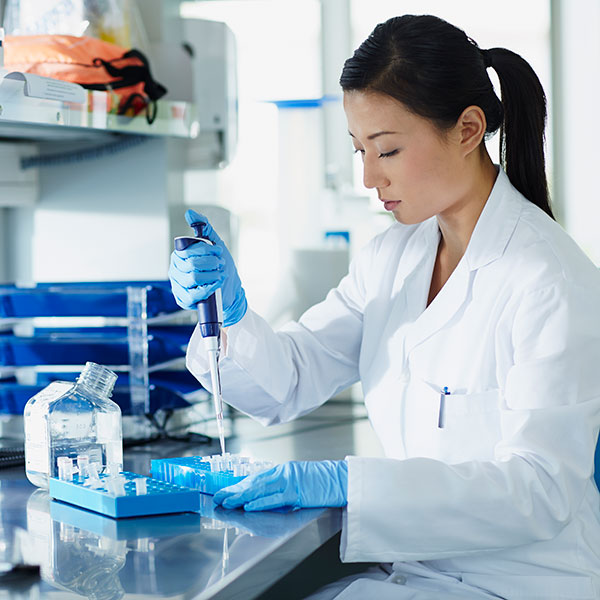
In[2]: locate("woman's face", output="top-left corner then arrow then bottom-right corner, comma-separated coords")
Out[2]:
343,90 -> 471,225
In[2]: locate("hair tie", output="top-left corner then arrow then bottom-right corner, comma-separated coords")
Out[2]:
481,49 -> 493,69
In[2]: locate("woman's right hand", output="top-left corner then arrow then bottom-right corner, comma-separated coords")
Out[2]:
169,209 -> 247,326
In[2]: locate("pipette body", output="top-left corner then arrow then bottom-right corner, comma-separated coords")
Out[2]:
174,223 -> 226,455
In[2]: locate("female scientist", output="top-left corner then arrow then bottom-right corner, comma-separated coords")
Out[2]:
169,15 -> 600,600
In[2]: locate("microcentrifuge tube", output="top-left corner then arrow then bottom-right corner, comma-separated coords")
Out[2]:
77,454 -> 90,475
87,462 -> 100,479
57,457 -> 73,481
134,477 -> 147,495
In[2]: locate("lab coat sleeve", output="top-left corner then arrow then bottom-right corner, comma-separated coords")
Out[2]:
341,277 -> 600,562
185,239 -> 372,425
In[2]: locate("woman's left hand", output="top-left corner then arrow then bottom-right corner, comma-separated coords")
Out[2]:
213,460 -> 348,511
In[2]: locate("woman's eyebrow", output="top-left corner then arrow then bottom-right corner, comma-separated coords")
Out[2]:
348,130 -> 399,140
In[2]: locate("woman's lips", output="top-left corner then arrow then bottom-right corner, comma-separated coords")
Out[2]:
382,200 -> 401,211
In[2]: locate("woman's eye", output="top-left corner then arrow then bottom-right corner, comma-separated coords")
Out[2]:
353,148 -> 399,159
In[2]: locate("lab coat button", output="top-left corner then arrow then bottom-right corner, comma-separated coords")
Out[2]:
399,369 -> 410,382
389,573 -> 407,585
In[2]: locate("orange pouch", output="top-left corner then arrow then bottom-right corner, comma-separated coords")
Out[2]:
4,34 -> 167,122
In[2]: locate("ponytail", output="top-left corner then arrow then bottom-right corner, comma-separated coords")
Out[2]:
340,15 -> 554,220
483,48 -> 553,219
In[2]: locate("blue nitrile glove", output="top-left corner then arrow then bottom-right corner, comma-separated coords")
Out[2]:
213,460 -> 348,511
169,209 -> 247,326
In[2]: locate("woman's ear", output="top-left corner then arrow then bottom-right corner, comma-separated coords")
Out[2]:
455,105 -> 487,156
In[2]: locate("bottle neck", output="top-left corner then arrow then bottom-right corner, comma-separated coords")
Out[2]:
75,363 -> 117,399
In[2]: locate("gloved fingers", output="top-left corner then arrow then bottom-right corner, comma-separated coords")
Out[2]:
185,209 -> 224,246
213,475 -> 257,506
215,469 -> 285,509
169,277 -> 221,309
173,243 -> 223,264
170,254 -> 224,283
169,284 -> 197,311
243,492 -> 297,512
169,282 -> 198,310
221,493 -> 249,510
169,256 -> 224,289
215,483 -> 256,509
172,270 -> 222,291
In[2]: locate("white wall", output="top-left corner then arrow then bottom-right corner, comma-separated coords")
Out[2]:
551,0 -> 600,264
8,138 -> 172,283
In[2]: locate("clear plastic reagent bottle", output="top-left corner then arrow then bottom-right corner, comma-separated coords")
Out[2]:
24,362 -> 123,488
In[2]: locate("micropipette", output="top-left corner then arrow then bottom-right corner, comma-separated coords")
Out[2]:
175,221 -> 226,455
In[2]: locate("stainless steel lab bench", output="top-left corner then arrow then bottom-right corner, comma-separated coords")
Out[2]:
0,401 -> 381,599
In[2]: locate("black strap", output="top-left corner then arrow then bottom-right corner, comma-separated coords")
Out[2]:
88,48 -> 166,124
91,48 -> 167,101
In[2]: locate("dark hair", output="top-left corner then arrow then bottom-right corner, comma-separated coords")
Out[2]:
340,15 -> 553,219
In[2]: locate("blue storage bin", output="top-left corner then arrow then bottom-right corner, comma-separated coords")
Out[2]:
0,280 -> 201,420
0,328 -> 192,367
0,281 -> 179,318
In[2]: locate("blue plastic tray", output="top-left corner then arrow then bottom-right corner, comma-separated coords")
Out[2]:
0,331 -> 188,367
49,471 -> 201,518
0,281 -> 179,318
151,456 -> 246,495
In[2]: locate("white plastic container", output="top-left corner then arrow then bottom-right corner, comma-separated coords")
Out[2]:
24,362 -> 123,488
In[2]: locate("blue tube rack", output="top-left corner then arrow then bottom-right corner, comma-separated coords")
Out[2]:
151,456 -> 249,496
49,471 -> 201,518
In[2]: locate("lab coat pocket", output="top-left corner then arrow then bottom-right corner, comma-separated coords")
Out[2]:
437,388 -> 502,463
402,382 -> 502,462
460,573 -> 596,600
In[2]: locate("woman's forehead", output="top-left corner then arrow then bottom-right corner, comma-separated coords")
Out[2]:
343,91 -> 422,136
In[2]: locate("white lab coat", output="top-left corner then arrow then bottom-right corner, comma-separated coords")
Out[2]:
187,168 -> 600,600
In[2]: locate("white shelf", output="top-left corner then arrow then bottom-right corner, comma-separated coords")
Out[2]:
0,77 -> 199,141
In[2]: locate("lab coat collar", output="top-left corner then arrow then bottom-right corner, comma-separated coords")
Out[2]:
462,166 -> 523,272
403,168 -> 523,356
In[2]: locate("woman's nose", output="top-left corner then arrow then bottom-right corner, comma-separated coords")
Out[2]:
363,156 -> 390,190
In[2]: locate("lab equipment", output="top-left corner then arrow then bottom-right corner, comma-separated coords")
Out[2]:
173,212 -> 229,454
213,460 -> 348,511
49,469 -> 200,518
24,362 -> 122,488
150,453 -> 274,496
